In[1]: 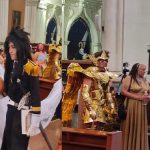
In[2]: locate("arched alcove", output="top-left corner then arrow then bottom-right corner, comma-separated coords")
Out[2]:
67,17 -> 91,60
46,18 -> 57,44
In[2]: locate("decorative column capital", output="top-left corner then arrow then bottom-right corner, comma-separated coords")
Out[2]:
64,40 -> 70,45
25,0 -> 39,6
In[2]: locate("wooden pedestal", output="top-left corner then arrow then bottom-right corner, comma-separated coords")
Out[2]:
62,127 -> 122,150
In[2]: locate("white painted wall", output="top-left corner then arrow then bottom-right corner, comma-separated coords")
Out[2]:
102,0 -> 124,72
102,0 -> 150,72
123,0 -> 150,69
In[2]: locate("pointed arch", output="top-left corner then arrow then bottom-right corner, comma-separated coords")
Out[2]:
46,18 -> 57,44
64,9 -> 100,59
67,17 -> 91,59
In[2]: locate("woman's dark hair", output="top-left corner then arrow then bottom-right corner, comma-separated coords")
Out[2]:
129,63 -> 140,84
4,27 -> 32,93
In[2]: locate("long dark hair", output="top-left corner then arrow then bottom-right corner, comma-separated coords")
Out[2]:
129,63 -> 140,84
4,27 -> 32,93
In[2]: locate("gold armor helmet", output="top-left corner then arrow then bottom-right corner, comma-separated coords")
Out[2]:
89,50 -> 109,66
96,50 -> 109,61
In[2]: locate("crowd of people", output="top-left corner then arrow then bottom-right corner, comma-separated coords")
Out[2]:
0,26 -> 150,150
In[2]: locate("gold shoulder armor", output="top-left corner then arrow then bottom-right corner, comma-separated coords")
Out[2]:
86,66 -> 99,72
82,66 -> 99,78
106,71 -> 118,79
67,63 -> 83,77
24,59 -> 40,76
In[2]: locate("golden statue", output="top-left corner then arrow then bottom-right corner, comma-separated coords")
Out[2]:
42,44 -> 61,81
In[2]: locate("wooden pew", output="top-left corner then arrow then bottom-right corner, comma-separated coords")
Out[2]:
39,78 -> 55,100
62,60 -> 92,69
62,127 -> 122,150
62,60 -> 92,83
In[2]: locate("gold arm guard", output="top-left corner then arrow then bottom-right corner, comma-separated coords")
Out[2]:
81,84 -> 92,111
106,93 -> 115,109
24,59 -> 40,76
105,92 -> 117,118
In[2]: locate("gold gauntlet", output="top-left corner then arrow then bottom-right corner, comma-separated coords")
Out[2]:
106,93 -> 115,108
89,110 -> 96,120
82,84 -> 92,111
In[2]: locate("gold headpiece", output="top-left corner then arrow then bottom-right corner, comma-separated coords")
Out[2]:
88,50 -> 109,66
48,44 -> 62,53
96,50 -> 109,61
56,45 -> 62,53
88,54 -> 98,66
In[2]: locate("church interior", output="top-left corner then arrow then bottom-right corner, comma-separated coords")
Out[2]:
1,0 -> 150,150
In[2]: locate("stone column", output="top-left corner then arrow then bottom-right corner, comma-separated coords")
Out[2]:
35,8 -> 47,43
24,0 -> 47,43
62,0 -> 66,59
102,0 -> 124,72
0,0 -> 9,44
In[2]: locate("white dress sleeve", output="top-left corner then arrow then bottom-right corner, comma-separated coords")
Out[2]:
40,78 -> 62,128
0,65 -> 5,146
0,96 -> 9,146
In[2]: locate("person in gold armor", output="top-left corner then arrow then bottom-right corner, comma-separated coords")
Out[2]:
81,51 -> 118,130
62,50 -> 118,130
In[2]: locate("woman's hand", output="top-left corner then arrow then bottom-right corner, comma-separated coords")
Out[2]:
140,95 -> 150,102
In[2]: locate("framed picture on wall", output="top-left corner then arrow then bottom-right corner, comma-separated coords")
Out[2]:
13,10 -> 21,28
